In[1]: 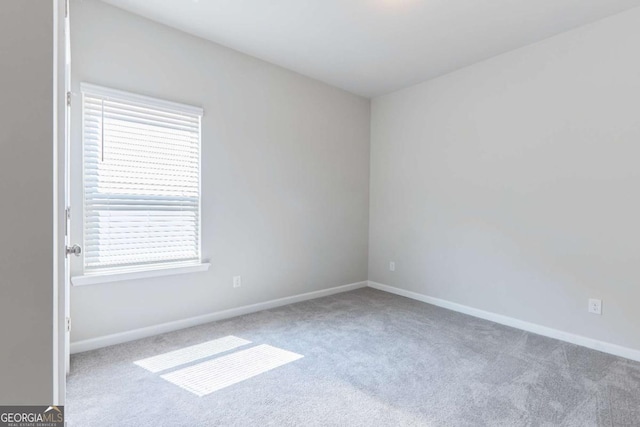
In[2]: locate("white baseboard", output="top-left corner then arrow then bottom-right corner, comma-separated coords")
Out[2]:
71,281 -> 368,354
368,281 -> 640,363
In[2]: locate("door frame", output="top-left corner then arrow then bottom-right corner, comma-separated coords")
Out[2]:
54,0 -> 70,405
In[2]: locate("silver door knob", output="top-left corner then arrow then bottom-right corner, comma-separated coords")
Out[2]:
66,244 -> 82,257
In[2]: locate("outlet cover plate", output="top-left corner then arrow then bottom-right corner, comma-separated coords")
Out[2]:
233,276 -> 242,288
588,298 -> 602,315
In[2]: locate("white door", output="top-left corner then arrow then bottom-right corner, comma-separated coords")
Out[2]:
64,0 -> 74,376
54,0 -> 74,403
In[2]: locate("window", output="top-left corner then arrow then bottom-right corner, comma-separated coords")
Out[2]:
81,84 -> 203,274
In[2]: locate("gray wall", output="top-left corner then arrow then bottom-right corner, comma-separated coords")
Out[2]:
70,0 -> 370,342
370,7 -> 640,351
0,1 -> 55,404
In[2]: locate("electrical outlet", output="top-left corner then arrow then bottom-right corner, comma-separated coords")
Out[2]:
233,276 -> 242,288
389,261 -> 395,272
588,298 -> 602,315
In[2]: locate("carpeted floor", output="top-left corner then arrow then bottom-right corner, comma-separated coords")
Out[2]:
67,288 -> 640,426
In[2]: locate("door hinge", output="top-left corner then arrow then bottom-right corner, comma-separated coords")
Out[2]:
64,207 -> 70,237
66,91 -> 72,107
66,317 -> 71,332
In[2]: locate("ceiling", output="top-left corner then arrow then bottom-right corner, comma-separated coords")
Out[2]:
99,0 -> 640,97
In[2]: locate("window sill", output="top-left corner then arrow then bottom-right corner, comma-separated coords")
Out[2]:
71,262 -> 211,286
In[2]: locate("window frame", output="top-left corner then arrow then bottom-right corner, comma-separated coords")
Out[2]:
72,83 -> 208,285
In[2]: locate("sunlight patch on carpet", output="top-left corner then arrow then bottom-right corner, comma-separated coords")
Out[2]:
134,336 -> 251,373
160,344 -> 303,396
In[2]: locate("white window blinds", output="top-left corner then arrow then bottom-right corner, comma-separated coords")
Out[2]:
81,84 -> 203,273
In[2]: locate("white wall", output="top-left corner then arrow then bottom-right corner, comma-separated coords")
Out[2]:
370,7 -> 640,351
0,1 -> 55,404
70,0 -> 370,343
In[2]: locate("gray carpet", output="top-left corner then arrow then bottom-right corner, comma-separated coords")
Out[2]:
67,288 -> 640,426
